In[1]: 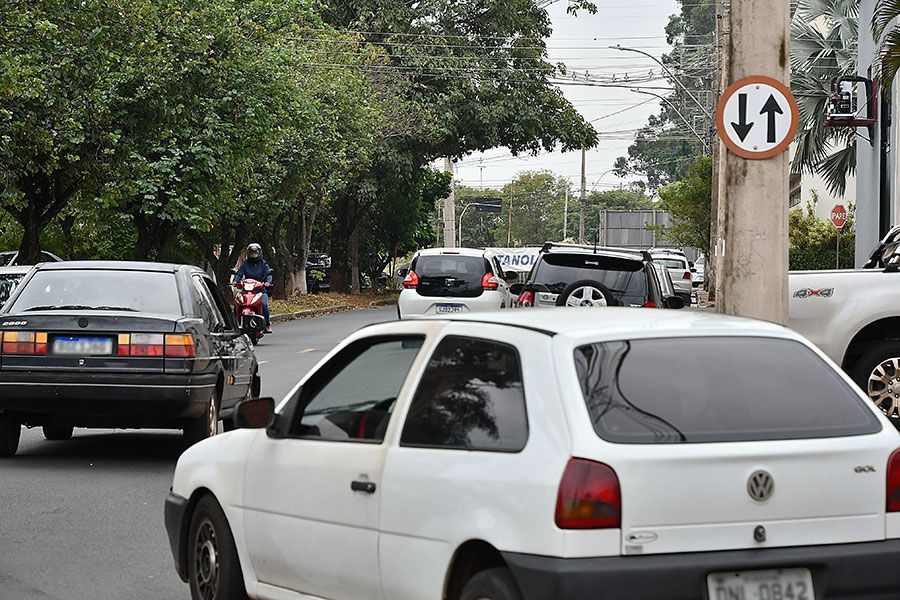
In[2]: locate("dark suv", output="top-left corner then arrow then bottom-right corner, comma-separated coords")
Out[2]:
516,243 -> 683,309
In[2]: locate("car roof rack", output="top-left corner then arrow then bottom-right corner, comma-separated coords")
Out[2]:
540,241 -> 651,261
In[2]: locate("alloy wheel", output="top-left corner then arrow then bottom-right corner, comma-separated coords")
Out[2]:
193,517 -> 219,600
868,357 -> 900,419
564,286 -> 608,307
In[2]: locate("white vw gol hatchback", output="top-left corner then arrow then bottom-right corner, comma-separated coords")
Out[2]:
164,310 -> 900,600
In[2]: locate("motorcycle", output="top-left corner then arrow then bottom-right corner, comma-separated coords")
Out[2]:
232,277 -> 271,345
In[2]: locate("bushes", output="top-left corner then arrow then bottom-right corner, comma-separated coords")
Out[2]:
789,199 -> 855,270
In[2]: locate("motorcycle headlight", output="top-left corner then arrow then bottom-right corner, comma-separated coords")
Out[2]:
244,283 -> 254,291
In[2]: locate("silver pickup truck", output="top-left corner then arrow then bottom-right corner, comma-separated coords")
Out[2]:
789,225 -> 900,425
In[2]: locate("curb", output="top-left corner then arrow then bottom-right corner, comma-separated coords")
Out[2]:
369,298 -> 398,307
270,304 -> 355,323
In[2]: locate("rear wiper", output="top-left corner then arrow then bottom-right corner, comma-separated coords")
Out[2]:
23,305 -> 139,312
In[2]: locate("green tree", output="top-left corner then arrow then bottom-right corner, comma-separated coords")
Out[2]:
455,186 -> 504,248
651,157 -> 713,257
500,171 -> 569,247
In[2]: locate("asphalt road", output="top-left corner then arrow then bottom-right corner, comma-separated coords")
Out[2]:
0,308 -> 395,600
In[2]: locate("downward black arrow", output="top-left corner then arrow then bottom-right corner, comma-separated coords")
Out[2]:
760,94 -> 783,143
731,94 -> 753,142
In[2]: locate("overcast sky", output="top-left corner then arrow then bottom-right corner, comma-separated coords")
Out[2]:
451,0 -> 682,193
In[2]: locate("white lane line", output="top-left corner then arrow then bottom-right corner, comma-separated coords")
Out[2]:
258,360 -> 270,365
298,348 -> 316,354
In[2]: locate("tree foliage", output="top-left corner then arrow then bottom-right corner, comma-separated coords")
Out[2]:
650,156 -> 712,256
789,195 -> 855,270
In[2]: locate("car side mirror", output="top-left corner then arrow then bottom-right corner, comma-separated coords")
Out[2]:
233,397 -> 275,429
691,268 -> 697,273
509,283 -> 524,296
398,267 -> 409,277
665,296 -> 686,310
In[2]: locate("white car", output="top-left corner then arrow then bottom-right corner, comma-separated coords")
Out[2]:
165,309 -> 900,600
693,255 -> 706,287
651,252 -> 693,305
397,248 -> 512,318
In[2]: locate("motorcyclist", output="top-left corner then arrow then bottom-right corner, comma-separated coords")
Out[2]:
233,243 -> 273,333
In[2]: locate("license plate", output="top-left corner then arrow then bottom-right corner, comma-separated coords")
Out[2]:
708,568 -> 814,600
53,336 -> 113,356
435,304 -> 463,314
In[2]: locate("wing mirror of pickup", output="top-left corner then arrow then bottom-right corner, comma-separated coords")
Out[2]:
233,397 -> 275,429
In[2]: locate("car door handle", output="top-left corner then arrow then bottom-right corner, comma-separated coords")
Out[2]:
350,480 -> 377,494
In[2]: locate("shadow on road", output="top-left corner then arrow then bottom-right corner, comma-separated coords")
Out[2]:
10,430 -> 186,466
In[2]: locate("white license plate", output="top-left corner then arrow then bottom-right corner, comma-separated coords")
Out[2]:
708,568 -> 814,600
435,304 -> 463,314
53,337 -> 113,356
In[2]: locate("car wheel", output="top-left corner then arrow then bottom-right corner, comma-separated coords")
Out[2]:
460,567 -> 523,600
184,390 -> 219,447
0,414 -> 21,457
853,342 -> 900,425
187,495 -> 248,600
555,279 -> 620,307
42,425 -> 74,441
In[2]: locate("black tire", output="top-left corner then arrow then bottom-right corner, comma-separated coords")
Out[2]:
42,425 -> 74,441
460,567 -> 523,600
852,342 -> 900,426
187,495 -> 248,600
555,279 -> 621,307
0,414 -> 21,457
184,389 -> 220,447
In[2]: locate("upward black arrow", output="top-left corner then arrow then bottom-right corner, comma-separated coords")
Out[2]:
730,93 -> 753,142
760,94 -> 784,143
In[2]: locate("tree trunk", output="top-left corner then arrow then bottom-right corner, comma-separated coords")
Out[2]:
58,214 -> 76,260
350,199 -> 360,294
17,220 -> 41,265
330,195 -> 351,294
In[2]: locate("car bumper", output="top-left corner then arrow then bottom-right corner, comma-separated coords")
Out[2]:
503,539 -> 900,600
0,371 -> 216,424
164,491 -> 190,582
398,290 -> 505,318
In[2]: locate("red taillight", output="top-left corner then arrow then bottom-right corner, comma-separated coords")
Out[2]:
2,331 -> 48,355
642,301 -> 658,308
517,290 -> 535,307
403,271 -> 419,289
555,458 -> 621,529
482,273 -> 499,290
683,272 -> 692,280
887,449 -> 900,512
117,334 -> 195,358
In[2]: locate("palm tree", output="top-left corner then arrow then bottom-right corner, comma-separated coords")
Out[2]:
790,0 -> 858,196
874,0 -> 900,86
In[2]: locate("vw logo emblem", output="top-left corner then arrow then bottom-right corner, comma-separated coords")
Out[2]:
748,470 -> 775,502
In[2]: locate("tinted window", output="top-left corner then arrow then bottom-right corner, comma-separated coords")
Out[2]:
654,258 -> 687,270
8,270 -> 182,315
192,276 -> 226,332
532,253 -> 648,305
401,336 -> 528,451
0,273 -> 25,305
413,255 -> 488,298
575,337 -> 881,444
291,337 -> 423,442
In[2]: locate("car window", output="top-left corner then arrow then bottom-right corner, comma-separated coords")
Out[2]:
531,253 -> 648,305
7,270 -> 182,315
412,255 -> 490,298
202,277 -> 237,330
290,337 -> 424,442
654,258 -> 687,270
0,273 -> 25,305
401,336 -> 528,452
575,337 -> 882,444
192,276 -> 226,332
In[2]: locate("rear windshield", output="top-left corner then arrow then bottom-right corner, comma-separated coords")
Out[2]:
654,258 -> 687,270
8,270 -> 182,315
531,253 -> 648,305
0,273 -> 25,305
413,255 -> 488,298
574,337 -> 881,444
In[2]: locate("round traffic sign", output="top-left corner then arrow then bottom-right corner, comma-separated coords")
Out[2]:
715,76 -> 799,160
831,204 -> 847,229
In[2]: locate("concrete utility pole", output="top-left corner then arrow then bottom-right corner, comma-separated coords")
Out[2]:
856,0 -> 882,265
579,147 -> 587,243
716,0 -> 791,323
442,157 -> 457,248
711,0 -> 730,303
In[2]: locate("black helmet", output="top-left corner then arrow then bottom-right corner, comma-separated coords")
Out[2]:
247,243 -> 262,260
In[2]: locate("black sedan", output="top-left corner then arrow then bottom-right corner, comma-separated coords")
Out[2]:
0,261 -> 259,456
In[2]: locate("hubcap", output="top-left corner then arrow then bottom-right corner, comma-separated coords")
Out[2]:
868,358 -> 900,419
565,286 -> 608,308
194,518 -> 219,600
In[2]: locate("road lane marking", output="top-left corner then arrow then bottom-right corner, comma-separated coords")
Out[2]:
258,360 -> 269,365
298,348 -> 316,354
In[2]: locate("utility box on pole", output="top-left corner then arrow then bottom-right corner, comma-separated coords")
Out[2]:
714,0 -> 794,324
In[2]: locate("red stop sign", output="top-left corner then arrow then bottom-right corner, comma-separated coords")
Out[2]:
831,204 -> 847,229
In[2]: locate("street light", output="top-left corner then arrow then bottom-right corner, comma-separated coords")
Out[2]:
629,88 -> 710,153
609,45 -> 712,120
458,202 -> 501,247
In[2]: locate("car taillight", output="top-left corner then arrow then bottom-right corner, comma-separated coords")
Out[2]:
555,458 -> 621,529
482,273 -> 499,290
683,272 -> 692,280
642,301 -> 658,308
1,331 -> 48,355
117,334 -> 195,358
517,290 -> 534,307
403,271 -> 419,289
887,449 -> 900,512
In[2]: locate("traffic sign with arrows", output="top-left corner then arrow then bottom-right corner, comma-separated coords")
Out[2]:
715,76 -> 799,160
